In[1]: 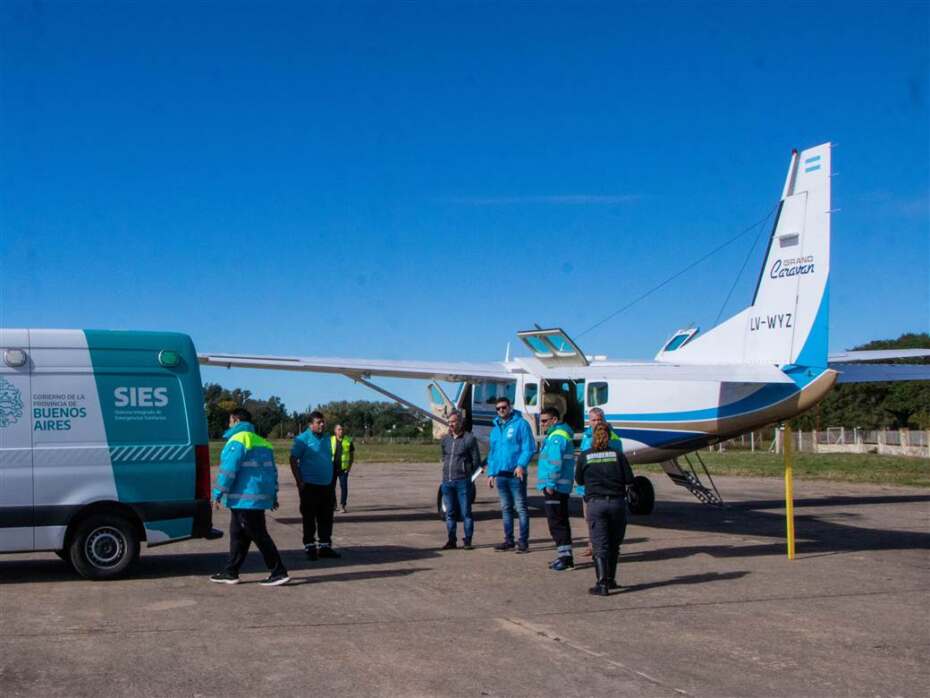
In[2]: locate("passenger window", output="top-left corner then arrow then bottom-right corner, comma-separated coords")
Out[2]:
475,381 -> 517,405
524,383 -> 538,407
587,382 -> 609,407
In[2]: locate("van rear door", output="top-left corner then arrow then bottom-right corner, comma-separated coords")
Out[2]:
0,329 -> 33,552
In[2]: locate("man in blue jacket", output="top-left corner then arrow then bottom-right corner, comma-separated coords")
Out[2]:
210,408 -> 289,586
486,396 -> 536,552
290,411 -> 341,560
537,407 -> 576,570
577,407 -> 624,557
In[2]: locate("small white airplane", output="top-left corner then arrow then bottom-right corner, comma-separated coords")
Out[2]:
199,142 -> 930,514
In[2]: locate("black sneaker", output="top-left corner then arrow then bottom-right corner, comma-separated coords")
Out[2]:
494,541 -> 516,551
318,546 -> 341,559
515,542 -> 529,554
551,556 -> 574,571
462,539 -> 474,550
259,572 -> 291,587
305,546 -> 318,561
209,571 -> 240,585
441,539 -> 457,550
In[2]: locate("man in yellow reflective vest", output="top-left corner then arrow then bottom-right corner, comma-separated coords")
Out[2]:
331,424 -> 355,513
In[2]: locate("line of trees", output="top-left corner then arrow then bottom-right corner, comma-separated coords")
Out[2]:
202,384 -> 431,440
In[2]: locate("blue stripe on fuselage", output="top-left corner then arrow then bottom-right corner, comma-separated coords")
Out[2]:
604,381 -> 798,423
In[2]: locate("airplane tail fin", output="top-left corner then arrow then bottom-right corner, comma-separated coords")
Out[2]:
658,143 -> 832,367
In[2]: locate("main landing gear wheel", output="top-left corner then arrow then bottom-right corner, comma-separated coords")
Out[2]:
627,475 -> 655,516
68,513 -> 140,580
436,484 -> 478,520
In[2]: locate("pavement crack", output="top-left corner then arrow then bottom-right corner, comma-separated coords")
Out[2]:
499,616 -> 691,696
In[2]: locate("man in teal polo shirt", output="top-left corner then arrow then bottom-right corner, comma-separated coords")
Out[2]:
290,410 -> 341,560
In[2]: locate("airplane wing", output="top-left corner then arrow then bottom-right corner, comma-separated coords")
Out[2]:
831,363 -> 930,384
197,352 -> 513,383
828,349 -> 930,362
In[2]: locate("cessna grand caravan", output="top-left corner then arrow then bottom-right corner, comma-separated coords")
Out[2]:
199,143 -> 930,513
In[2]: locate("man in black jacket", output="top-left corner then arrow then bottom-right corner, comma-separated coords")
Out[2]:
439,411 -> 483,550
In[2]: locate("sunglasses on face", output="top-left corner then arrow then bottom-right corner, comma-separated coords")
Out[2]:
496,406 -> 509,412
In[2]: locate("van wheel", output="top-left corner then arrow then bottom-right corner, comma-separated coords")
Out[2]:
69,514 -> 140,580
627,476 -> 655,516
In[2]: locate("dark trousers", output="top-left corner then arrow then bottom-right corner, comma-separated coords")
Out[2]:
224,509 -> 286,576
585,496 -> 627,558
300,482 -> 335,547
543,491 -> 573,550
338,471 -> 349,508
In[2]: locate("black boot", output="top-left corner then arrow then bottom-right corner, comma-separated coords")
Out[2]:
606,549 -> 620,590
589,556 -> 610,596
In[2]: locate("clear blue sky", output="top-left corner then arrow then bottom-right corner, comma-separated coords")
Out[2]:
2,1 -> 928,413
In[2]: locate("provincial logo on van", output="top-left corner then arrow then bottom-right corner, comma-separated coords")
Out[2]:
0,377 -> 24,428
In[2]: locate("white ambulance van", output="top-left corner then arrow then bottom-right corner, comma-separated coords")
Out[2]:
0,329 -> 221,579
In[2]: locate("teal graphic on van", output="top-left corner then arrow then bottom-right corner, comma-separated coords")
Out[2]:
0,377 -> 24,428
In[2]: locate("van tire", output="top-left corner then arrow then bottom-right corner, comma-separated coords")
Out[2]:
627,476 -> 655,516
68,513 -> 140,580
55,550 -> 74,568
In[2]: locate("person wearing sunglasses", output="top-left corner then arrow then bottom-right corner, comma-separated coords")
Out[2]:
537,407 -> 576,571
485,396 -> 536,552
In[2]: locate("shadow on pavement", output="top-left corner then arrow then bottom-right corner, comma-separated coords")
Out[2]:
619,570 -> 750,593
0,544 -> 441,585
239,567 -> 431,587
628,493 -> 930,559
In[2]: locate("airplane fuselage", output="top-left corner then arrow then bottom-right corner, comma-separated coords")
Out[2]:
464,367 -> 838,464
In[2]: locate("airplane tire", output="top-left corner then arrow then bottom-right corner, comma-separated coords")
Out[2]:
627,476 -> 655,516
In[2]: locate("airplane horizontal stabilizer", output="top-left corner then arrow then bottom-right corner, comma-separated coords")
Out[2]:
827,349 -> 930,363
831,363 -> 930,383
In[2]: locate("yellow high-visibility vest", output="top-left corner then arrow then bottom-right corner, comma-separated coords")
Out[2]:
330,435 -> 353,471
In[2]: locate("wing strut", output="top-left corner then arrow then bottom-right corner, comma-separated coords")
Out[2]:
351,376 -> 450,427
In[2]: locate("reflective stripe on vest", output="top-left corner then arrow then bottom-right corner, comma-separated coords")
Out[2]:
549,428 -> 572,442
330,435 -> 353,471
228,430 -> 274,451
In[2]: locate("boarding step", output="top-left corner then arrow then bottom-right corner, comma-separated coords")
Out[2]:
661,452 -> 724,506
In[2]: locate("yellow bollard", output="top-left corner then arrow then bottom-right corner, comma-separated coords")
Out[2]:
784,424 -> 796,560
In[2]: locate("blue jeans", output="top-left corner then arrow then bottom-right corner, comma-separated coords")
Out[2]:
496,474 -> 529,545
441,479 -> 474,542
338,471 -> 349,507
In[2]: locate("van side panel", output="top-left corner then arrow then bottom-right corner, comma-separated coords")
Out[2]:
84,330 -> 204,544
0,329 -> 34,552
30,330 -> 119,550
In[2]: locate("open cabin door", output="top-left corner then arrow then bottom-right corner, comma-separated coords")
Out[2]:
426,382 -> 473,438
517,328 -> 589,368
